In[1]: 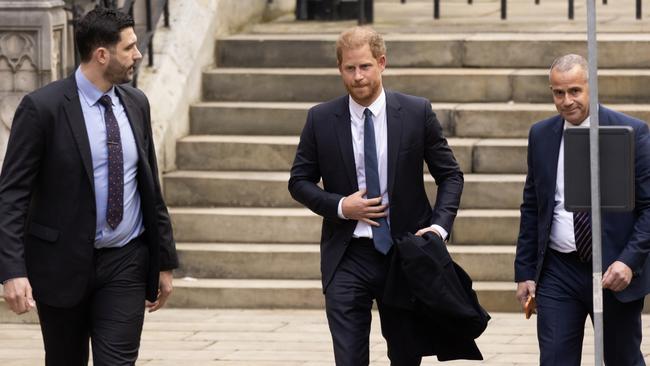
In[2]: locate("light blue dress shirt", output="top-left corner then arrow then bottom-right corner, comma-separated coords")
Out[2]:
75,68 -> 144,248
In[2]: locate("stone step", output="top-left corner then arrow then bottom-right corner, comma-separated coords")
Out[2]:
163,171 -> 524,209
168,207 -> 520,245
215,33 -> 650,69
190,101 -> 650,138
175,243 -> 515,281
168,278 -> 519,312
202,68 -> 650,103
175,135 -> 527,174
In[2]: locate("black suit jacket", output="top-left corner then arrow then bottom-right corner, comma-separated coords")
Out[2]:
515,106 -> 650,302
0,74 -> 178,307
383,233 -> 489,361
288,91 -> 463,291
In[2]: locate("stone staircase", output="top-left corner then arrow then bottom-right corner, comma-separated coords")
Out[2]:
163,33 -> 650,312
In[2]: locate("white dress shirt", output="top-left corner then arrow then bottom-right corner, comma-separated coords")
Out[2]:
336,89 -> 448,240
549,117 -> 590,253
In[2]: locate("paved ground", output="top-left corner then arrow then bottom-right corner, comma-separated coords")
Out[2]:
2,309 -> 650,365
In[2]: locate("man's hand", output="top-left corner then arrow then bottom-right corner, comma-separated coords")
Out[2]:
602,261 -> 633,292
341,189 -> 388,227
145,271 -> 173,313
516,280 -> 536,308
415,226 -> 442,238
2,277 -> 35,315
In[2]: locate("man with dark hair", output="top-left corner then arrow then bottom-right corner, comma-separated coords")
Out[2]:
0,7 -> 178,366
289,26 -> 464,365
515,53 -> 650,365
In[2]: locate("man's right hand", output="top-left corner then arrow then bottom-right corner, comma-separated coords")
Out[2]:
516,280 -> 536,308
341,189 -> 388,227
2,277 -> 35,315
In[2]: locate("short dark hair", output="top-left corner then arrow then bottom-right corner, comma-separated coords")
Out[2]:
75,7 -> 135,62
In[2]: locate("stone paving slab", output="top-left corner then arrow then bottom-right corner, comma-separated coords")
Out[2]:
2,310 -> 650,365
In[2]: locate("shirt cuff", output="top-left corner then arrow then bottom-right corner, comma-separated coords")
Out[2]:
431,224 -> 448,240
337,198 -> 348,219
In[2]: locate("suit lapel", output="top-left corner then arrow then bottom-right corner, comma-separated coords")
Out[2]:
333,97 -> 358,191
116,86 -> 148,159
62,75 -> 94,191
385,92 -> 402,201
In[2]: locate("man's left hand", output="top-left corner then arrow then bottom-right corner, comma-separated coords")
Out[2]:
415,226 -> 441,239
146,271 -> 173,313
602,261 -> 633,292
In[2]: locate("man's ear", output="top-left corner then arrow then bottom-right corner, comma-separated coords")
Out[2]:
94,47 -> 110,66
378,54 -> 387,71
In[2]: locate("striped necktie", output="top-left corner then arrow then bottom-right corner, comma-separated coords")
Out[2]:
573,211 -> 592,262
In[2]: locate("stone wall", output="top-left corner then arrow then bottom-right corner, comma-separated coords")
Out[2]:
0,0 -> 68,167
137,0 -> 294,173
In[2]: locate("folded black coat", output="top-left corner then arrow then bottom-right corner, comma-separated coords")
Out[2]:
383,232 -> 491,361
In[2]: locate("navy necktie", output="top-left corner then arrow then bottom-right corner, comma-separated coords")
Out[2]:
98,95 -> 124,229
363,108 -> 393,254
573,211 -> 592,262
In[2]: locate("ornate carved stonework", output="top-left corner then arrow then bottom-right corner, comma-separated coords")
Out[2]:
0,31 -> 39,93
0,32 -> 37,73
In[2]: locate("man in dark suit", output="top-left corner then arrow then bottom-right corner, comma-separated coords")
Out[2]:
515,53 -> 650,365
0,7 -> 178,366
288,26 -> 464,365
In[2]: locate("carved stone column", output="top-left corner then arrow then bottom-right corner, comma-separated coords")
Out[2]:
0,0 -> 67,165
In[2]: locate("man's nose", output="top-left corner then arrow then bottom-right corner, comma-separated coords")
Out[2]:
134,46 -> 143,60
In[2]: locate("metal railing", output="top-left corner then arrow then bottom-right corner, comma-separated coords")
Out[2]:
356,0 -> 642,22
65,0 -> 170,87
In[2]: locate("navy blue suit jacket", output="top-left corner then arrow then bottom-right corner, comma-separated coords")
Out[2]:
289,91 -> 464,292
515,106 -> 650,302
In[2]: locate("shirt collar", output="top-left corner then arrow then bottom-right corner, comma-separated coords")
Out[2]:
563,115 -> 591,130
349,88 -> 386,121
75,67 -> 117,108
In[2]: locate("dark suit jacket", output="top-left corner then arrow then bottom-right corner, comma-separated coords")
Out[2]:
288,91 -> 463,292
383,233 -> 489,361
515,106 -> 650,302
0,74 -> 178,307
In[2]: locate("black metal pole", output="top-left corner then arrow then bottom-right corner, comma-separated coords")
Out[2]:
569,0 -> 574,19
501,0 -> 507,18
359,0 -> 367,24
434,0 -> 440,18
164,0 -> 170,27
637,0 -> 642,18
146,0 -> 153,67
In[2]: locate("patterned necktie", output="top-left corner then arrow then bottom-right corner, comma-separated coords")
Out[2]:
98,95 -> 124,229
363,108 -> 393,254
573,211 -> 592,262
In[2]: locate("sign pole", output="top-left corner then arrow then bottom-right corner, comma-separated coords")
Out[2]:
586,0 -> 604,363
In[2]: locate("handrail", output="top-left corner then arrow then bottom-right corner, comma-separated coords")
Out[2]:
360,0 -> 640,21
65,0 -> 170,87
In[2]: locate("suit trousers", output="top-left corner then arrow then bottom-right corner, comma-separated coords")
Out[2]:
36,236 -> 149,366
325,238 -> 422,366
536,248 -> 645,366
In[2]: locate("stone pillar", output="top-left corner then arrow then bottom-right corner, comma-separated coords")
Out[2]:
0,0 -> 67,166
